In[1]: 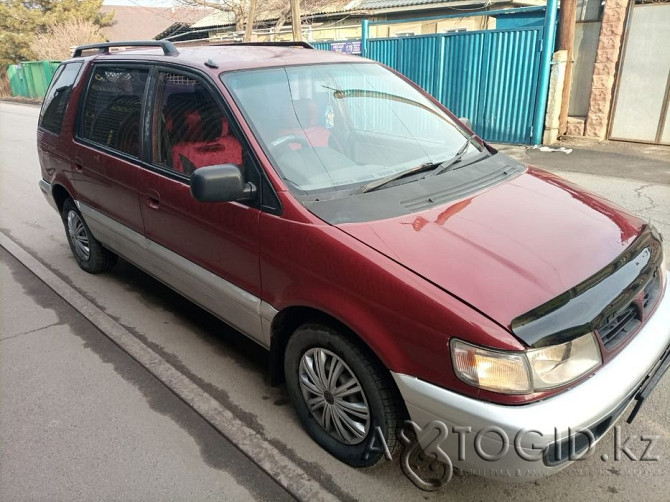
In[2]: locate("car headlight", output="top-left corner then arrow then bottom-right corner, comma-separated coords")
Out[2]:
526,334 -> 601,390
451,333 -> 601,394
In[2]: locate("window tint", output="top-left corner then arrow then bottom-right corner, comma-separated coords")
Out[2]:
152,71 -> 243,176
79,66 -> 149,157
39,62 -> 82,134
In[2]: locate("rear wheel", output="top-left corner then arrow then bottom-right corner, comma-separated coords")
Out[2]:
284,323 -> 405,467
61,198 -> 117,273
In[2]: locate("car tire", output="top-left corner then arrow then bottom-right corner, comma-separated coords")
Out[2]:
284,323 -> 405,467
61,198 -> 117,274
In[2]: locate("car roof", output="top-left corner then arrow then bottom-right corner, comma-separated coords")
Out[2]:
66,44 -> 371,74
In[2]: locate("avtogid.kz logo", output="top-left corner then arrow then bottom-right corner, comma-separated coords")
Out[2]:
365,420 -> 660,491
399,420 -> 453,491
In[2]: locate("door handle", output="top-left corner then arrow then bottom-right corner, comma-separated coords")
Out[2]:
147,189 -> 160,210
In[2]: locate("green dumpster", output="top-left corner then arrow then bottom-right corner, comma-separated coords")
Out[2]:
7,60 -> 61,99
7,64 -> 30,98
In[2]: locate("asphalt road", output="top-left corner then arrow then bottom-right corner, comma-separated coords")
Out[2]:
0,246 -> 293,501
1,101 -> 669,501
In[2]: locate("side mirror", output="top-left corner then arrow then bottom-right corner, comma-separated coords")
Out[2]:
190,164 -> 257,202
459,117 -> 473,130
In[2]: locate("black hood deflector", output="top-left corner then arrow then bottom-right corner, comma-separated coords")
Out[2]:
511,226 -> 664,348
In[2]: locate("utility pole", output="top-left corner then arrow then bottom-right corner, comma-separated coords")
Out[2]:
290,0 -> 302,41
244,0 -> 257,42
558,0 -> 577,136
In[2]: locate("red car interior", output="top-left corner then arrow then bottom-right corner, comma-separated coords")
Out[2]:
164,92 -> 242,174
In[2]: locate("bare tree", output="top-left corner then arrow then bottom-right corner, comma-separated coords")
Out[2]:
243,0 -> 257,41
0,69 -> 11,98
31,18 -> 106,60
273,6 -> 291,35
290,0 -> 301,41
174,0 -> 336,39
174,0 -> 283,32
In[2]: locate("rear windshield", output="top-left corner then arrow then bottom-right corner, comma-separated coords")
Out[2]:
39,62 -> 82,134
222,63 -> 479,194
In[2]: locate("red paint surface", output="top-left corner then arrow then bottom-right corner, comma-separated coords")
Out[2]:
337,167 -> 644,329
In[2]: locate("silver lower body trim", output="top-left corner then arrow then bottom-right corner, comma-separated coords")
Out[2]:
39,179 -> 58,212
78,201 -> 276,348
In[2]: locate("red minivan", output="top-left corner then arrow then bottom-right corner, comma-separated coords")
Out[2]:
38,41 -> 669,479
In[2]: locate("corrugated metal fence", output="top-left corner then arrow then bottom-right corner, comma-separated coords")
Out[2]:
311,42 -> 331,51
315,27 -> 544,144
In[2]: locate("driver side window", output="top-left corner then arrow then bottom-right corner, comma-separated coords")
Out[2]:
151,72 -> 243,176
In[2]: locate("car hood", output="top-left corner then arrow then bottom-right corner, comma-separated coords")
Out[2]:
337,167 -> 645,331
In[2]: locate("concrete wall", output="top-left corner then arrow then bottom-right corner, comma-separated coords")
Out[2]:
568,21 -> 600,117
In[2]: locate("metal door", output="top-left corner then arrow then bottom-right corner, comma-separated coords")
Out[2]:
609,3 -> 670,145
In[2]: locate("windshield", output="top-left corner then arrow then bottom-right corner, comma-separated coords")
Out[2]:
222,63 -> 483,193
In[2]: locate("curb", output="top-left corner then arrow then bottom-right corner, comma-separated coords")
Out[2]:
0,230 -> 337,502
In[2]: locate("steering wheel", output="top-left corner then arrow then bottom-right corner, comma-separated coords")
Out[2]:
269,134 -> 311,156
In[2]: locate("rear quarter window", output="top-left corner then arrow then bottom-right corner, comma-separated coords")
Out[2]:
39,62 -> 83,134
78,66 -> 149,158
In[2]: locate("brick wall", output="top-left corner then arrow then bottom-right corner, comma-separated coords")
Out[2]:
583,0 -> 629,139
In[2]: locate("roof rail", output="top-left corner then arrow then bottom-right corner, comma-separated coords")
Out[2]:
212,41 -> 314,49
72,40 -> 179,58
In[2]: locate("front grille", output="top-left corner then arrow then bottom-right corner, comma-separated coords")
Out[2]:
597,271 -> 662,350
598,304 -> 640,349
643,271 -> 662,309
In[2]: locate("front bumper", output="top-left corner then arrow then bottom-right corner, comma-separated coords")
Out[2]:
393,279 -> 670,480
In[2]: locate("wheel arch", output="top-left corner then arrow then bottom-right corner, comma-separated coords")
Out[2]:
52,183 -> 72,214
268,305 -> 401,397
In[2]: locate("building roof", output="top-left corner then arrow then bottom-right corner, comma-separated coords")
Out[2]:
100,5 -> 211,41
357,0 -> 473,8
191,0 -> 358,29
183,0 -> 532,34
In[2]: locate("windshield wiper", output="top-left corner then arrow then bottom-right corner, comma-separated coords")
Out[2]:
358,161 -> 444,193
321,85 -> 447,121
424,133 -> 480,179
358,133 -> 483,193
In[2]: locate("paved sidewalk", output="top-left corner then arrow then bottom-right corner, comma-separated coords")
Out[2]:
0,247 -> 293,502
494,139 -> 670,186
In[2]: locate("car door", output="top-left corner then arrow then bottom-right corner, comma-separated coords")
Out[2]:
72,63 -> 149,254
135,67 -> 266,345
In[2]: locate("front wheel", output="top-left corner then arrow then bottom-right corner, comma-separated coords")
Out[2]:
61,199 -> 117,274
284,323 -> 405,467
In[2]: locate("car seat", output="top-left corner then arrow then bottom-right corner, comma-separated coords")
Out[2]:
290,98 -> 331,148
164,92 -> 243,175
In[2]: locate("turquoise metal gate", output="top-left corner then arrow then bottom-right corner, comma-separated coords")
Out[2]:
312,3 -> 558,144
366,27 -> 543,144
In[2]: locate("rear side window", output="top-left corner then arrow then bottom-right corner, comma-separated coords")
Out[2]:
79,66 -> 149,157
39,62 -> 82,134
